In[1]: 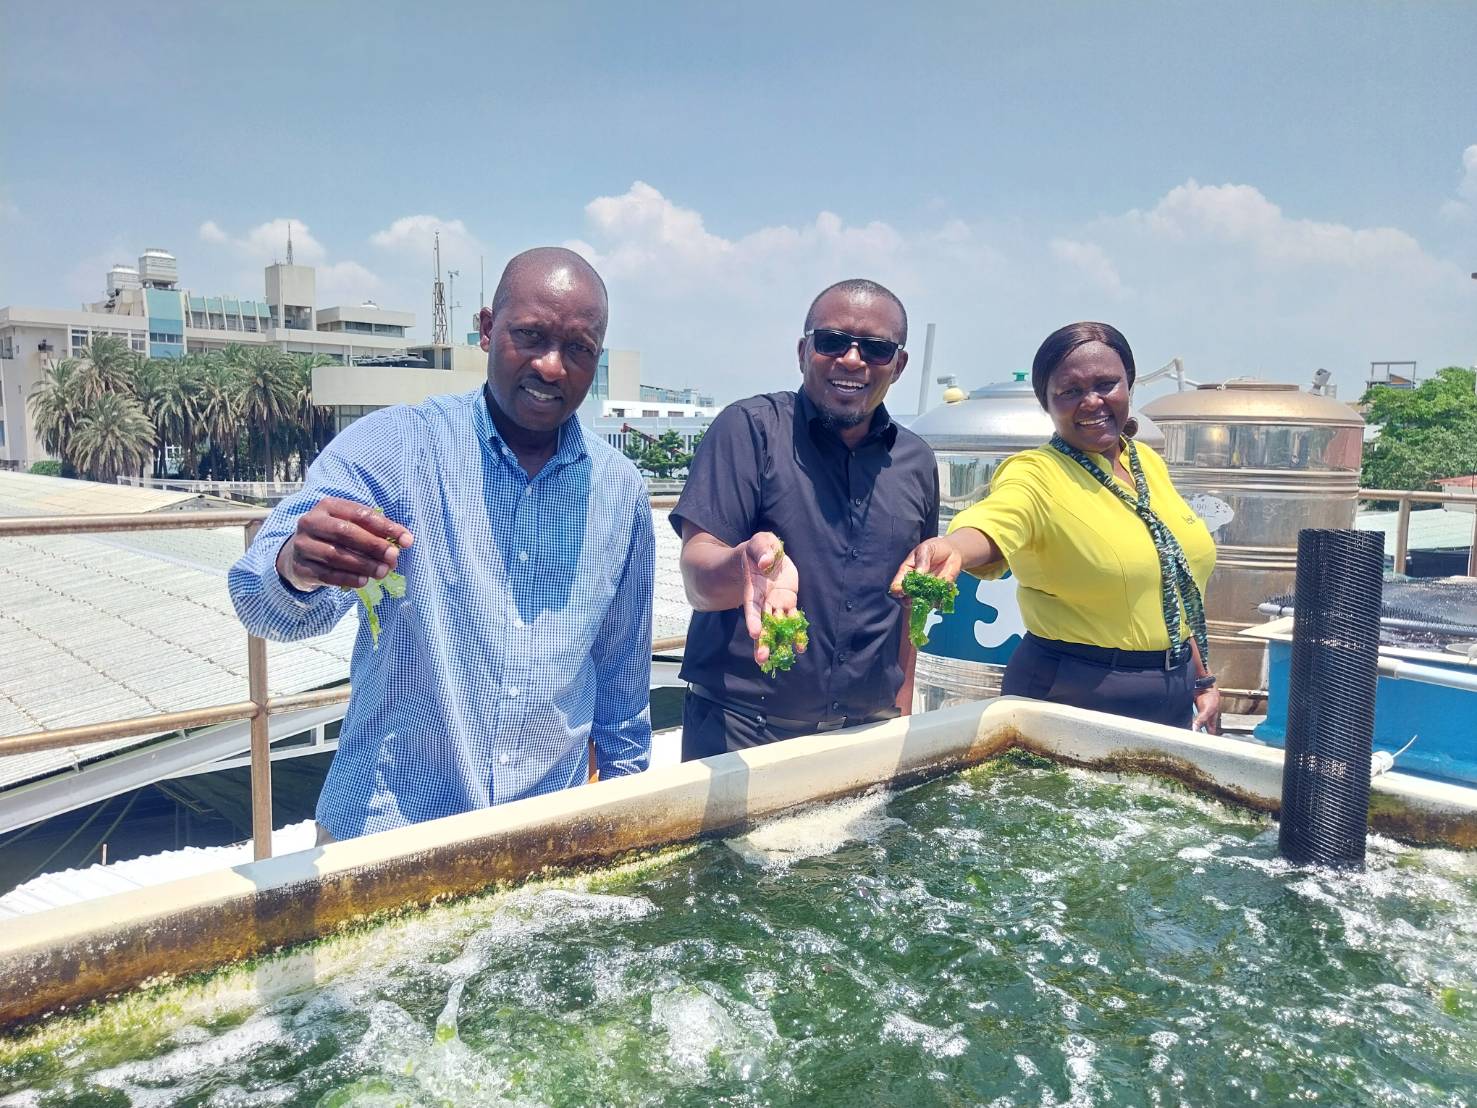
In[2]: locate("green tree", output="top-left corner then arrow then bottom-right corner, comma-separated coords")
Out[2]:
27,359 -> 86,473
286,353 -> 336,479
75,336 -> 135,405
70,392 -> 156,484
196,353 -> 241,480
231,345 -> 294,480
625,428 -> 693,479
1360,367 -> 1477,491
154,355 -> 206,476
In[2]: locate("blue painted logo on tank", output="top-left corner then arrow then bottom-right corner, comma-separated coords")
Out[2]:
918,572 -> 1026,665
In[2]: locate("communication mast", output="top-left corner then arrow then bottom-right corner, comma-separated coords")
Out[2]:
431,231 -> 449,345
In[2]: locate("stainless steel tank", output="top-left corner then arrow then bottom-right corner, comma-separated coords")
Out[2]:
908,373 -> 1164,710
1141,380 -> 1365,711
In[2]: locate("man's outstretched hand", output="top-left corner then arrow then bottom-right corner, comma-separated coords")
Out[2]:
277,496 -> 413,591
740,531 -> 802,666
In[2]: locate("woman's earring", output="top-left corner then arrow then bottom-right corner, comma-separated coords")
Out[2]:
1123,416 -> 1139,439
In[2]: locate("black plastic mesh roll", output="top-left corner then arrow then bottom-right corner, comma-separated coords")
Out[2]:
1278,529 -> 1384,869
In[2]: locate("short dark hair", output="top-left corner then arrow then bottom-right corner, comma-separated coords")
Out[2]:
1030,321 -> 1135,408
804,278 -> 908,346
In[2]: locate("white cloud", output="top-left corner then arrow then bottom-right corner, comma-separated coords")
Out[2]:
573,181 -> 905,290
1440,143 -> 1477,222
563,178 -> 1471,405
1049,237 -> 1124,295
1124,179 -> 1441,273
197,217 -> 325,265
316,261 -> 384,306
1459,144 -> 1477,200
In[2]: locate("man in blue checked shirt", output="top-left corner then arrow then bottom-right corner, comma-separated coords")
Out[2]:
230,247 -> 654,843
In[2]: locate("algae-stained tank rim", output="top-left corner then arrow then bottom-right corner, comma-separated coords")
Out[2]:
1141,378 -> 1365,427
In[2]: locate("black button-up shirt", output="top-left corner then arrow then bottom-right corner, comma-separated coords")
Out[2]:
671,390 -> 939,724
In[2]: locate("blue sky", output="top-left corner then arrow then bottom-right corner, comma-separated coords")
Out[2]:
2,1 -> 1474,404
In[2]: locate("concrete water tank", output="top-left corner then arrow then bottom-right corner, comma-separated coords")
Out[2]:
908,373 -> 1163,710
1141,379 -> 1365,711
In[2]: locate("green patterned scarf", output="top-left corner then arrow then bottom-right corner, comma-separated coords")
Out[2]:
1048,434 -> 1210,665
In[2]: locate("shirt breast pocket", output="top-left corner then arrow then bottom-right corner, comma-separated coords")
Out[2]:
870,506 -> 923,573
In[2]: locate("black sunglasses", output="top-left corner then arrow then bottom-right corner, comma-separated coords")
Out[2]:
806,328 -> 903,366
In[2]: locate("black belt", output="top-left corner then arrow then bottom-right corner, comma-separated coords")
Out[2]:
1027,633 -> 1192,671
686,683 -> 851,732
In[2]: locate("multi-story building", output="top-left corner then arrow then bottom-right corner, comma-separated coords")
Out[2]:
0,249 -> 415,467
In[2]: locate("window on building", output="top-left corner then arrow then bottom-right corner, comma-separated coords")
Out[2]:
334,404 -> 386,433
149,331 -> 184,345
610,407 -> 625,417
225,316 -> 240,331
642,409 -> 659,418
70,328 -> 90,355
0,335 -> 12,359
242,317 -> 258,332
130,334 -> 146,352
0,419 -> 6,447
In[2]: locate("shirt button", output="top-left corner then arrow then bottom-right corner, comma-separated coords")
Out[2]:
518,550 -> 529,563
512,616 -> 525,629
838,651 -> 849,663
506,687 -> 519,698
845,600 -> 854,611
831,700 -> 841,712
853,497 -> 863,507
499,753 -> 510,765
849,548 -> 860,560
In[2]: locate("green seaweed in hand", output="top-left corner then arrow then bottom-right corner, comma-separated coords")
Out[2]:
350,508 -> 406,649
354,571 -> 406,648
758,610 -> 809,677
902,570 -> 958,648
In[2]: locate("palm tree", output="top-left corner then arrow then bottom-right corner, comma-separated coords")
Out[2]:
196,354 -> 240,480
75,336 -> 135,405
287,353 -> 336,478
27,359 -> 86,473
128,356 -> 168,476
71,393 -> 156,484
151,356 -> 204,476
231,345 -> 293,480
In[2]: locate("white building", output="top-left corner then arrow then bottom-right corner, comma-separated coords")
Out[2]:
0,248 -> 416,468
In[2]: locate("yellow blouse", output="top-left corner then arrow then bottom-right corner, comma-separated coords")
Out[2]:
947,442 -> 1216,651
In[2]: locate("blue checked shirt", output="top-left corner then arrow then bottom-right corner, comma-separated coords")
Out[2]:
229,388 -> 654,840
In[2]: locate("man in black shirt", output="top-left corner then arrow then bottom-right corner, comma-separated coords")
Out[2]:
671,279 -> 940,758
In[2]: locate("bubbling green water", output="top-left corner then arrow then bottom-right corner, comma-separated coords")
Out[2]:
3,756 -> 1476,1106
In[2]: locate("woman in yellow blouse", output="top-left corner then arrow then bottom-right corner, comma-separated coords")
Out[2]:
892,322 -> 1220,731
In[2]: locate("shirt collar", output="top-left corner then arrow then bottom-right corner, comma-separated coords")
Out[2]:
475,385 -> 589,473
796,388 -> 899,450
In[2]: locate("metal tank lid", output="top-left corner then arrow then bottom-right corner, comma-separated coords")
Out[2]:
1141,378 -> 1364,426
909,371 -> 1164,450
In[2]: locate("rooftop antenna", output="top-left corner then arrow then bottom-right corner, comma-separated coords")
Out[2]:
432,231 -> 448,345
286,222 -> 294,266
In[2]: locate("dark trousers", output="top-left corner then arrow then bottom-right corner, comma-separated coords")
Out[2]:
680,686 -> 897,760
1002,633 -> 1195,729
